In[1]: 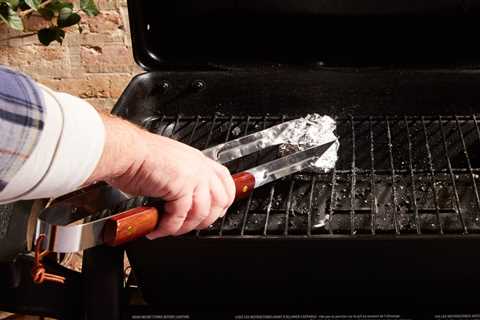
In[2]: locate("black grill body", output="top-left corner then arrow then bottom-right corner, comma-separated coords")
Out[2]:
5,1 -> 480,319
116,67 -> 480,316
118,2 -> 480,317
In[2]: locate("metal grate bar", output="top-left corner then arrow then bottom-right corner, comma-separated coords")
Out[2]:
158,115 -> 168,136
325,116 -> 338,235
284,179 -> 296,236
263,115 -> 287,236
350,116 -> 357,235
385,117 -> 400,234
307,176 -> 316,236
404,117 -> 421,234
329,208 -> 455,214
369,117 -> 378,235
421,117 -> 443,234
157,115 -> 479,122
239,116 -> 255,236
203,114 -> 217,149
172,116 -> 193,139
196,115 -> 219,236
240,193 -> 254,236
142,115 -> 162,132
186,116 -> 201,145
224,116 -> 235,142
455,116 -> 480,222
172,115 -> 181,137
473,114 -> 480,145
241,117 -> 270,235
331,168 -> 480,174
263,186 -> 276,236
244,168 -> 480,176
219,116 -> 236,236
438,116 -> 468,234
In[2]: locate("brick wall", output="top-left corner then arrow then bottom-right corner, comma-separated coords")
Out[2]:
0,3 -> 137,318
0,0 -> 142,112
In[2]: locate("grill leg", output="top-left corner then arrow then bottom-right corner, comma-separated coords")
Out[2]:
82,246 -> 124,320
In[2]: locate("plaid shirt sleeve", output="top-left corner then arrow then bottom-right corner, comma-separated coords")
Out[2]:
0,66 -> 45,192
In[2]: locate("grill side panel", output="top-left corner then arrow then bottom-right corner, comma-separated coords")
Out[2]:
127,237 -> 480,312
113,69 -> 480,122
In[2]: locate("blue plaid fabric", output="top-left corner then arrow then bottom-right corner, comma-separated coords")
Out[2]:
0,66 -> 44,192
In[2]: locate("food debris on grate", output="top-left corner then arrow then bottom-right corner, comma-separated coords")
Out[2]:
143,114 -> 480,237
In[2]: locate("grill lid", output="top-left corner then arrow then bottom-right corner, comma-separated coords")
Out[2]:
127,0 -> 480,70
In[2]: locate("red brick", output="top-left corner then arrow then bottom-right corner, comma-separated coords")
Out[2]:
2,0 -> 141,105
24,14 -> 50,31
81,43 -> 136,73
109,73 -> 131,97
85,11 -> 122,33
85,97 -> 116,112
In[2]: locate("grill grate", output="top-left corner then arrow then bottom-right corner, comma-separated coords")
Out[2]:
143,115 -> 480,237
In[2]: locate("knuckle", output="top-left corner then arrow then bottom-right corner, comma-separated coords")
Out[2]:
226,189 -> 235,204
220,165 -> 231,177
192,206 -> 209,221
197,220 -> 213,230
161,223 -> 181,235
219,195 -> 231,209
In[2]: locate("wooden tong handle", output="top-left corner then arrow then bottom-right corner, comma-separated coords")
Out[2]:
104,172 -> 256,246
232,171 -> 256,200
103,207 -> 159,246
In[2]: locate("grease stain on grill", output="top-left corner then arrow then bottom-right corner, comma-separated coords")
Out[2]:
146,115 -> 480,237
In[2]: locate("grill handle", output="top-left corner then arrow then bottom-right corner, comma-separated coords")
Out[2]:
103,172 -> 256,245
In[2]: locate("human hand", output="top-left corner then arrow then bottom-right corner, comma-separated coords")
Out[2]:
86,114 -> 236,238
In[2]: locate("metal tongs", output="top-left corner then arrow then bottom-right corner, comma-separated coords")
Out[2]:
35,119 -> 337,254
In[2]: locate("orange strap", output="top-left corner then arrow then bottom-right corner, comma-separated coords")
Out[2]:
32,235 -> 65,285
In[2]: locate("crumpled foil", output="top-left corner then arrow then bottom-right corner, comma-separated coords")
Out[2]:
277,114 -> 339,172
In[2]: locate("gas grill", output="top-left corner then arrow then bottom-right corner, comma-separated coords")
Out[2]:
3,0 -> 480,319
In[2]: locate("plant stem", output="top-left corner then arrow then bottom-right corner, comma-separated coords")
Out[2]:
19,0 -> 54,17
0,32 -> 36,42
0,0 -> 54,27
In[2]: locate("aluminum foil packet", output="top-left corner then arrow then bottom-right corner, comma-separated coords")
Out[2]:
202,114 -> 339,172
277,114 -> 339,172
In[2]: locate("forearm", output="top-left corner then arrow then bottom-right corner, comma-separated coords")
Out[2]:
84,113 -> 147,185
0,68 -> 162,203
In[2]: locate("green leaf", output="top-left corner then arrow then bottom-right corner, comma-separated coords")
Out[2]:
80,0 -> 98,16
57,9 -> 80,28
57,6 -> 70,19
37,26 -> 65,45
17,0 -> 30,11
24,0 -> 40,10
46,0 -> 72,13
38,7 -> 53,19
0,2 -> 24,30
6,0 -> 19,9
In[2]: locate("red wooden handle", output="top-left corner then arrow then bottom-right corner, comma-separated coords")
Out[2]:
103,173 -> 255,246
232,172 -> 256,200
103,207 -> 159,246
